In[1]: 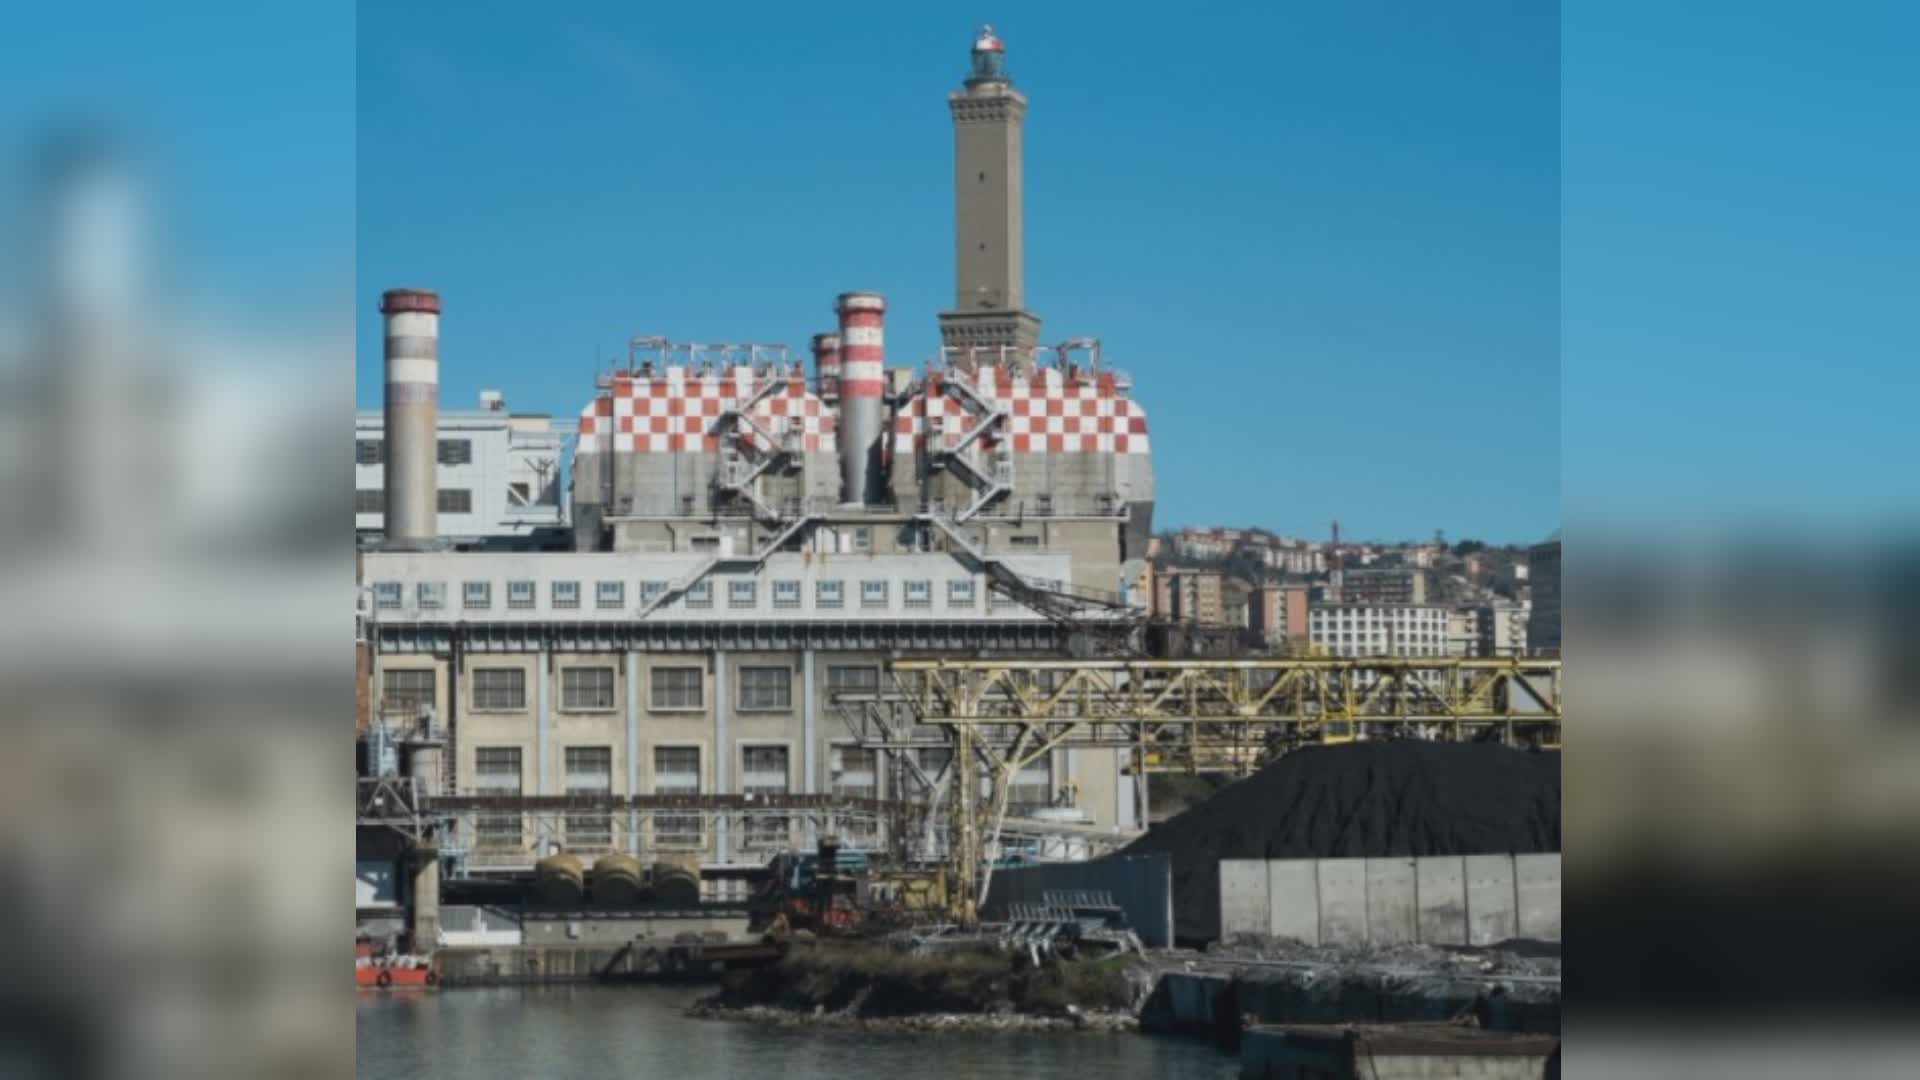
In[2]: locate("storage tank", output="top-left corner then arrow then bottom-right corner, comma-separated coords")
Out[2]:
591,853 -> 647,907
1028,806 -> 1092,861
650,861 -> 701,906
533,853 -> 586,906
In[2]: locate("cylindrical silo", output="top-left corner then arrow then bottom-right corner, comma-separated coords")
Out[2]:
592,853 -> 648,907
834,292 -> 886,506
811,332 -> 842,406
650,861 -> 701,907
380,288 -> 441,547
534,853 -> 586,906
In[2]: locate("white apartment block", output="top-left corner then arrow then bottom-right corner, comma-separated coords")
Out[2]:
1309,603 -> 1453,658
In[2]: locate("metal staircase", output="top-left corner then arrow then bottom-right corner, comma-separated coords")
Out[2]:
915,509 -> 1140,655
929,378 -> 1011,523
634,512 -> 818,618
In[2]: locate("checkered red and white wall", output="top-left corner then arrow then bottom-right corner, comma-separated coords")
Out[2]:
576,367 -> 837,454
892,367 -> 1150,456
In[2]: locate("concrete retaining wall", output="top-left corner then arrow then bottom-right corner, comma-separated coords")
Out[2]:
1140,970 -> 1561,1042
1220,855 -> 1560,946
982,853 -> 1174,948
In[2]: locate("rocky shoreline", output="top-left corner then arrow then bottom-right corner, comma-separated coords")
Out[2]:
688,1000 -> 1140,1034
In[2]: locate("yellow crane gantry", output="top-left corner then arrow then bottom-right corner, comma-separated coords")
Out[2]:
877,656 -> 1563,921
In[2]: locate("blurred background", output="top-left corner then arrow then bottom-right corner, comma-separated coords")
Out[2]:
0,1 -> 1913,1078
1564,0 -> 1919,1074
0,3 -> 350,1080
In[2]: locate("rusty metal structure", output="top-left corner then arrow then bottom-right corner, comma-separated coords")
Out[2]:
832,656 -> 1563,919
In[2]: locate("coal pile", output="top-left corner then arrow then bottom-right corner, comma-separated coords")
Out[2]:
1122,741 -> 1560,942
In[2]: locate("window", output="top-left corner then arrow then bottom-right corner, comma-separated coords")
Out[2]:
686,580 -> 712,609
474,747 -> 523,850
831,745 -> 881,841
463,581 -> 491,610
596,580 -> 625,609
850,527 -> 872,552
1010,535 -> 1042,548
381,669 -> 435,715
651,666 -> 703,710
356,439 -> 383,465
437,439 -> 472,465
690,536 -> 720,552
563,746 -> 613,851
947,579 -> 976,609
471,668 -> 527,711
639,580 -> 666,606
772,580 -> 801,609
728,580 -> 757,609
902,579 -> 932,609
990,585 -> 1017,608
356,489 -> 384,514
552,580 -> 580,609
507,580 -> 535,609
816,580 -> 844,609
911,747 -> 954,798
417,581 -> 446,609
738,666 -> 791,711
1007,755 -> 1052,814
373,581 -> 403,610
561,667 -> 615,711
827,666 -> 879,696
831,745 -> 878,800
860,580 -> 888,609
437,489 -> 472,514
653,747 -> 702,847
741,745 -> 790,849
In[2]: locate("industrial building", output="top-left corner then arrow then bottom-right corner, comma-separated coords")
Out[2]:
355,391 -> 568,549
359,28 -> 1154,875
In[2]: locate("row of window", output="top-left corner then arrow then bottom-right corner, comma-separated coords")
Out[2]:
382,663 -> 883,713
372,577 -> 983,612
356,438 -> 474,466
356,489 -> 473,514
469,742 -> 881,849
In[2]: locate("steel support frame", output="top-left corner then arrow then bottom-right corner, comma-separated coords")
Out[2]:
875,656 -> 1563,920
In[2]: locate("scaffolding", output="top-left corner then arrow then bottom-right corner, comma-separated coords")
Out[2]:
859,656 -> 1563,920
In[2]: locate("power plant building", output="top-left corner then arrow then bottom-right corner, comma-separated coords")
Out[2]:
360,29 -> 1156,872
355,391 -> 567,549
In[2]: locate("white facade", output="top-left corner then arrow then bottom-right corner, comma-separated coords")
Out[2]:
361,550 -> 1069,625
356,393 -> 566,543
1479,601 -> 1531,657
1308,603 -> 1453,657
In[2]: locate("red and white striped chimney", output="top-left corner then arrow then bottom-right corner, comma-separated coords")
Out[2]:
380,287 -> 441,546
811,331 -> 842,405
834,292 -> 886,505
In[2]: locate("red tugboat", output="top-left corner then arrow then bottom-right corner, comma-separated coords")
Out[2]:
355,937 -> 439,990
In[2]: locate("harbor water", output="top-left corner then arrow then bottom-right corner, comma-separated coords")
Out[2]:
357,985 -> 1236,1080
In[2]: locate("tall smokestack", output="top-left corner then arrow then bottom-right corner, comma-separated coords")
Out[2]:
810,332 -> 842,406
381,287 -> 441,546
834,292 -> 885,506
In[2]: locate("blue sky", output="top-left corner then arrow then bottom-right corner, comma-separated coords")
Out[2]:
1563,0 -> 1917,529
358,2 -> 1560,544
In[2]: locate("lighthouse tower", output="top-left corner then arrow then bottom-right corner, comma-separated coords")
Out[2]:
938,25 -> 1043,369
